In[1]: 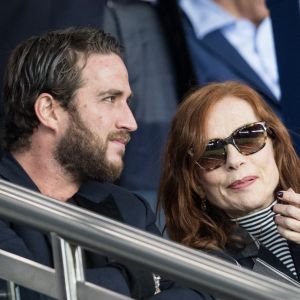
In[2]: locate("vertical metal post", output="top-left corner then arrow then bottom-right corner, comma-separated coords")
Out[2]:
0,281 -> 18,300
8,282 -> 17,300
51,233 -> 85,300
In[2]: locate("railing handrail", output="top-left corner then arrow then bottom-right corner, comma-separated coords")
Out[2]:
0,179 -> 299,300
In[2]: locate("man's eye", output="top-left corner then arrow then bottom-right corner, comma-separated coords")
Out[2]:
103,96 -> 115,102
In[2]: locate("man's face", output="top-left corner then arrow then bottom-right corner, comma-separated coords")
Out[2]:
55,53 -> 137,182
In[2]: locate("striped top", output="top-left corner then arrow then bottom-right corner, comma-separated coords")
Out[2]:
232,201 -> 297,278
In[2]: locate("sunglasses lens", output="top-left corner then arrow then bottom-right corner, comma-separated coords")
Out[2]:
198,139 -> 226,170
196,122 -> 268,171
234,123 -> 267,155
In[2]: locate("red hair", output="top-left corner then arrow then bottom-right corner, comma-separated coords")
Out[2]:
158,81 -> 300,250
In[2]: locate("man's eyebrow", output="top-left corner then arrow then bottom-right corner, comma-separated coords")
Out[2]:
97,89 -> 123,97
97,89 -> 134,101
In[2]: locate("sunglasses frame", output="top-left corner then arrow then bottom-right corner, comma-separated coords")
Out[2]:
191,121 -> 270,171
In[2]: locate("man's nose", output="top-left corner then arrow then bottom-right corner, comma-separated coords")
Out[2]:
116,105 -> 138,132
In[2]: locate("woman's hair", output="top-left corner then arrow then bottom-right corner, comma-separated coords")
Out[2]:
158,81 -> 300,251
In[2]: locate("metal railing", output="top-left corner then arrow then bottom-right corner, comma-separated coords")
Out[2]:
0,180 -> 299,300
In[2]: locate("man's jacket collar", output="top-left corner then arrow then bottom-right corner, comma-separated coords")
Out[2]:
0,152 -> 39,192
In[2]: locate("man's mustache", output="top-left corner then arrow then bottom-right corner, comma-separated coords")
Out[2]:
108,131 -> 131,145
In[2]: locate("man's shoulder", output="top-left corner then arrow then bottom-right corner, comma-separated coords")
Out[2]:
78,181 -> 146,205
77,181 -> 157,231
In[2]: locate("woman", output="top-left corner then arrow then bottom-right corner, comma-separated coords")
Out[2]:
158,81 -> 300,286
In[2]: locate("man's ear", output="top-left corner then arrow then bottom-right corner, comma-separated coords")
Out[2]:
34,93 -> 62,131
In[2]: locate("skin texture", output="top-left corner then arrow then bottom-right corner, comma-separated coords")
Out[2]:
64,53 -> 136,169
55,53 -> 137,182
199,96 -> 279,218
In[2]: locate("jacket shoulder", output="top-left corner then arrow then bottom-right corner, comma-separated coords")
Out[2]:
78,181 -> 159,234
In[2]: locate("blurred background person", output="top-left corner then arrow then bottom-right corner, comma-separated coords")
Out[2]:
158,81 -> 300,286
177,0 -> 300,152
178,0 -> 279,112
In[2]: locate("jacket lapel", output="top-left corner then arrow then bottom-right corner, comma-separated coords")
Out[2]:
229,228 -> 300,285
201,30 -> 278,106
72,191 -> 156,299
288,241 -> 300,280
239,229 -> 300,285
253,245 -> 300,286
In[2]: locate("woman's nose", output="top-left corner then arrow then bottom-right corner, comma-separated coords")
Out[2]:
225,144 -> 246,170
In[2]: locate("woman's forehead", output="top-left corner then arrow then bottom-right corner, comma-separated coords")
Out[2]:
205,97 -> 259,139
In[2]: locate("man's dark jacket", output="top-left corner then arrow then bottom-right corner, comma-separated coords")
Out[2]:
0,152 -> 209,300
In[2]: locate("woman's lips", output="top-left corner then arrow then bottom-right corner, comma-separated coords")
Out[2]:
227,176 -> 258,190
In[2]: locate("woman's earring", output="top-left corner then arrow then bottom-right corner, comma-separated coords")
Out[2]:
201,198 -> 207,211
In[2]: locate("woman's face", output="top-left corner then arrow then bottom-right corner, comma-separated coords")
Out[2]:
199,96 -> 279,218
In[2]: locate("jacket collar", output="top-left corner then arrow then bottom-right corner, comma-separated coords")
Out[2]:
0,152 -> 40,192
231,227 -> 299,282
180,0 -> 235,39
201,30 -> 278,105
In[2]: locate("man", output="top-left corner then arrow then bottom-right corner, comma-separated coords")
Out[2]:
0,28 -> 208,299
177,0 -> 300,151
178,0 -> 279,112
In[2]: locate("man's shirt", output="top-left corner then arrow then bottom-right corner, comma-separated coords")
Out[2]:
179,0 -> 280,100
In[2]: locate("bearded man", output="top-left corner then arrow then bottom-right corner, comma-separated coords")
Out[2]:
0,27 -> 209,300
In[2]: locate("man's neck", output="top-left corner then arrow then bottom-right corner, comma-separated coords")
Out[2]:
214,0 -> 269,26
11,150 -> 80,202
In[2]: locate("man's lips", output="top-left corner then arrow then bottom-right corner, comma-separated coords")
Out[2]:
111,138 -> 128,145
227,176 -> 258,189
109,133 -> 131,145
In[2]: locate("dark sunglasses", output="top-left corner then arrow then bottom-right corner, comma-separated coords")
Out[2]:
191,121 -> 271,171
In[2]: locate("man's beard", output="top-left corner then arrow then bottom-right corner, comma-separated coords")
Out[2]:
54,108 -> 129,183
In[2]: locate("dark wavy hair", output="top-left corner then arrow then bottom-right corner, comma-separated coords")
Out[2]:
158,81 -> 300,251
2,27 -> 123,151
